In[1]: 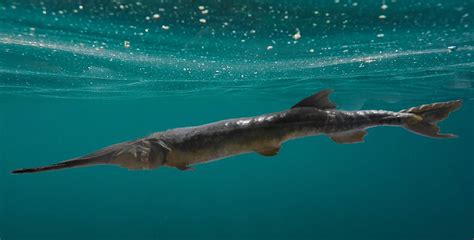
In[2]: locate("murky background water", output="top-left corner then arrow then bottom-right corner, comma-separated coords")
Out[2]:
1,0 -> 473,239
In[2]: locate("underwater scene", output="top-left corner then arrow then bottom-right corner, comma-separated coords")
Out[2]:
0,0 -> 473,239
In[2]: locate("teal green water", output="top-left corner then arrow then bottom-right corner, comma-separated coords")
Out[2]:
1,0 -> 473,239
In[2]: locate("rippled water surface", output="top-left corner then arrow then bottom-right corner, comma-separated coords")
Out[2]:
0,0 -> 473,239
1,0 -> 473,100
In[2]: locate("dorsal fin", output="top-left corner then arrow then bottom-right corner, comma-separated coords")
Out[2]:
291,89 -> 337,109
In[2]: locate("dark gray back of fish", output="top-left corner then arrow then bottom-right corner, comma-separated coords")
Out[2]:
161,108 -> 403,149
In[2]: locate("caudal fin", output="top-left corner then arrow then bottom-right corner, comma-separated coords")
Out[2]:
400,100 -> 462,138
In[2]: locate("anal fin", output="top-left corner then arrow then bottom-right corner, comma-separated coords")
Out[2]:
255,146 -> 280,156
328,130 -> 367,144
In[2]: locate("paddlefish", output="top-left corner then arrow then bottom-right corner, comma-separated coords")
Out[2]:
12,90 -> 462,174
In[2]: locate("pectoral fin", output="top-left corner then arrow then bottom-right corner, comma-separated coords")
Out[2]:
328,130 -> 367,144
255,146 -> 280,156
176,165 -> 194,171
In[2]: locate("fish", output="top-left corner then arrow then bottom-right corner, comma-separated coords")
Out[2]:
11,90 -> 462,174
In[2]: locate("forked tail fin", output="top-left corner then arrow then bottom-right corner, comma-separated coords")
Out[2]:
400,100 -> 462,138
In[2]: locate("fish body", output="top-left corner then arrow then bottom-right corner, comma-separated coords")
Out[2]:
159,108 -> 407,168
12,90 -> 462,174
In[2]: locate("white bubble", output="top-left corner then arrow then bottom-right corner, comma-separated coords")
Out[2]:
292,29 -> 301,40
123,40 -> 130,48
447,46 -> 457,52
